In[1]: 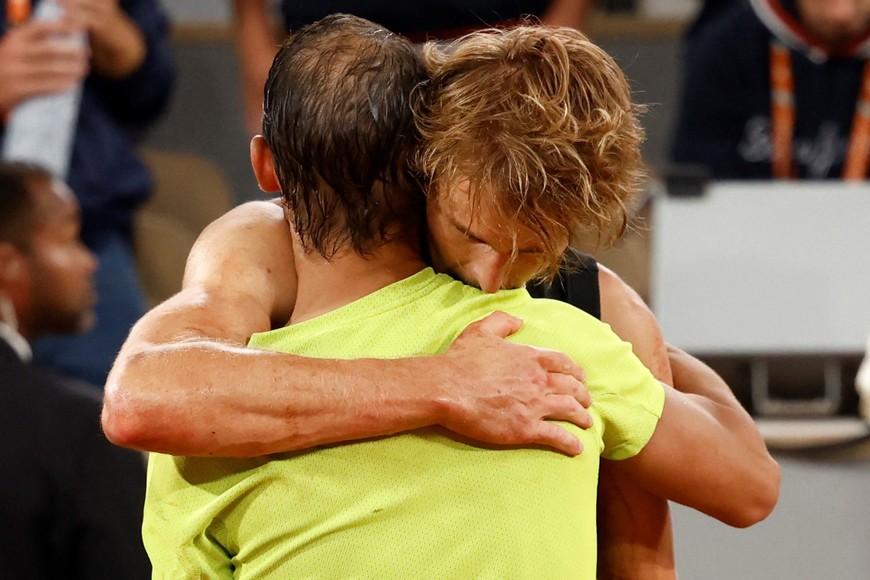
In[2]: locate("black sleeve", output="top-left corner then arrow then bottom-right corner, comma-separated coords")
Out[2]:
527,249 -> 601,319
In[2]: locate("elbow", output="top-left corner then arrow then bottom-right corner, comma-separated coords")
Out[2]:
722,456 -> 782,528
101,384 -> 153,451
101,354 -> 169,452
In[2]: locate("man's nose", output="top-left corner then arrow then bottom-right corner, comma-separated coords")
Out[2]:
472,252 -> 510,293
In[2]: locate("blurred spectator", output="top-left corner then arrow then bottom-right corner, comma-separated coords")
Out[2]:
0,0 -> 176,387
682,0 -> 734,46
0,162 -> 150,579
233,0 -> 594,134
671,0 -> 870,179
858,332 -> 870,420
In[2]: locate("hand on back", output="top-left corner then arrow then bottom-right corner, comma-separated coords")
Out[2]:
438,311 -> 593,456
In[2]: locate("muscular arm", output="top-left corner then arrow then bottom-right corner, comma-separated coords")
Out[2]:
102,201 -> 593,457
597,266 -> 675,579
613,349 -> 781,528
596,265 -> 780,574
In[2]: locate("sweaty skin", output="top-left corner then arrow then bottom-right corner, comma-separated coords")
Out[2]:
103,200 -> 592,458
104,198 -> 779,575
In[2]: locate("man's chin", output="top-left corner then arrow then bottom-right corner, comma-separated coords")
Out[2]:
73,311 -> 97,335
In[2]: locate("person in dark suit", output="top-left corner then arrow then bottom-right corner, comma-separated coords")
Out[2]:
0,161 -> 150,579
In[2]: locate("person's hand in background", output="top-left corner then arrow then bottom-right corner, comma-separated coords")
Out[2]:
0,19 -> 88,116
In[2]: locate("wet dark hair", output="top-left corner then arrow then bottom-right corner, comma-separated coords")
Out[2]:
262,13 -> 428,258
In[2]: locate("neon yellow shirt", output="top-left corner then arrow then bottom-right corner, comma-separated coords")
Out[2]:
144,268 -> 664,579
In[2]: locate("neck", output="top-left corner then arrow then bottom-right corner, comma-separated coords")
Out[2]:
290,234 -> 427,324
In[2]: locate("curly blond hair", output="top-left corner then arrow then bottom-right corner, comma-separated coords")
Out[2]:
414,25 -> 647,278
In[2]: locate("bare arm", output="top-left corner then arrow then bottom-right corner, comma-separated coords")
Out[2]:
232,0 -> 281,135
597,265 -> 675,579
102,201 -> 593,457
600,265 -> 672,386
614,362 -> 781,528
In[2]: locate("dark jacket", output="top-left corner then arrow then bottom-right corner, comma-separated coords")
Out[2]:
670,0 -> 869,179
0,339 -> 151,579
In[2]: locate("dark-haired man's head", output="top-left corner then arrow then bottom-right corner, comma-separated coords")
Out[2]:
252,13 -> 428,259
0,162 -> 97,341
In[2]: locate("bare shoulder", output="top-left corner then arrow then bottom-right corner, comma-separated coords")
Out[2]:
184,198 -> 297,325
598,265 -> 672,383
598,265 -> 646,316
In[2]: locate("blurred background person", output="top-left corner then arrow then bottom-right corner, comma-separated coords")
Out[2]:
0,0 -> 176,387
670,0 -> 870,179
233,0 -> 595,135
858,331 -> 870,419
0,162 -> 150,579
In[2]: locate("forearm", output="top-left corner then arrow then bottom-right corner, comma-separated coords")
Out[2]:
103,300 -> 592,458
622,385 -> 780,528
103,341 -> 444,457
668,344 -> 777,487
666,346 -> 780,524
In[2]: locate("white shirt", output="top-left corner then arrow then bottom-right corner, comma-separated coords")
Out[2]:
0,320 -> 33,363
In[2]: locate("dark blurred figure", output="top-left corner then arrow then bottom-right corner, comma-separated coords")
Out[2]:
233,0 -> 594,134
0,162 -> 150,579
671,0 -> 870,179
0,0 -> 176,387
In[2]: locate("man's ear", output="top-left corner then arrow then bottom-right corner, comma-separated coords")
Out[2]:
250,135 -> 281,194
0,242 -> 24,286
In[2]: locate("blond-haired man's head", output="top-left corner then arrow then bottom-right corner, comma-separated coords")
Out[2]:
414,25 -> 646,291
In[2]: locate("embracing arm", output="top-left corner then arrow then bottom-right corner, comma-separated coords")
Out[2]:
614,362 -> 780,528
599,264 -> 779,527
102,200 -> 592,457
597,265 -> 675,579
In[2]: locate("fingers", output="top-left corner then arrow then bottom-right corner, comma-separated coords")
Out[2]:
0,23 -> 88,102
22,19 -> 84,40
531,423 -> 584,457
535,346 -> 586,383
548,371 -> 592,409
461,311 -> 524,340
543,394 -> 594,430
12,23 -> 88,66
